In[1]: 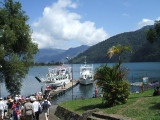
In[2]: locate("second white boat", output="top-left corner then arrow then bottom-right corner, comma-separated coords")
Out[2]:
79,57 -> 94,85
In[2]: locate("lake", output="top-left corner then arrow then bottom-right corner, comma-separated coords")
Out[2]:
1,62 -> 160,105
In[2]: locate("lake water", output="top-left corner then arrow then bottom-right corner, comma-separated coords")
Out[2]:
1,62 -> 160,105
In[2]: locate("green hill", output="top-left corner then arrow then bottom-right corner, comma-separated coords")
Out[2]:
72,25 -> 160,63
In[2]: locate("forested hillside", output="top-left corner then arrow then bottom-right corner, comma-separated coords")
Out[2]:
72,25 -> 159,63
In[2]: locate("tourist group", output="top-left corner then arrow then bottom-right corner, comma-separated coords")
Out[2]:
0,92 -> 51,120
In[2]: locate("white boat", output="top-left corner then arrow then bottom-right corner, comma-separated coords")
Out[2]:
35,65 -> 72,86
79,57 -> 94,85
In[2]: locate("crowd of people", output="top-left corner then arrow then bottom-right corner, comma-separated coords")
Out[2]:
0,91 -> 51,120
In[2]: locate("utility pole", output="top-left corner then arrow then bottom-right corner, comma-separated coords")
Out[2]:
0,65 -> 2,98
66,57 -> 73,100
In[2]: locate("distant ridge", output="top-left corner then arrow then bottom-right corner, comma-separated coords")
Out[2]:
34,45 -> 89,63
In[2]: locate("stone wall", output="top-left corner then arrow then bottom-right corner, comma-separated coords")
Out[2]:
55,105 -> 98,120
55,105 -> 84,120
55,105 -> 132,120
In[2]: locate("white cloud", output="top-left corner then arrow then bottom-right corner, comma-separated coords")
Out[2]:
137,18 -> 154,29
122,13 -> 129,17
157,17 -> 160,21
123,1 -> 130,7
32,0 -> 109,49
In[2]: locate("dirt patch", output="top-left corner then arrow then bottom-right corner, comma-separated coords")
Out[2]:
116,97 -> 144,114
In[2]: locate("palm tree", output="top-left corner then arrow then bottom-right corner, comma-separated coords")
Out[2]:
94,64 -> 130,106
107,44 -> 132,66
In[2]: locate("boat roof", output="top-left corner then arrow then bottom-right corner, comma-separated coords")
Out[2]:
80,65 -> 93,69
49,65 -> 71,70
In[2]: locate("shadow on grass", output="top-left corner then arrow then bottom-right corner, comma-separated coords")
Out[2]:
75,103 -> 107,112
149,102 -> 160,110
129,95 -> 153,99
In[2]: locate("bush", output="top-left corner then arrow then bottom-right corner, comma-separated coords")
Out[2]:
94,64 -> 130,107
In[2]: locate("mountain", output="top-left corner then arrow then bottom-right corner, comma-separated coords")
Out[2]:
34,45 -> 89,63
51,45 -> 90,62
72,25 -> 157,63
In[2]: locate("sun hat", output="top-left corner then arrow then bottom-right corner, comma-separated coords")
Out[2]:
32,98 -> 36,101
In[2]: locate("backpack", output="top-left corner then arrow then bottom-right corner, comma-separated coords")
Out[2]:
42,101 -> 49,111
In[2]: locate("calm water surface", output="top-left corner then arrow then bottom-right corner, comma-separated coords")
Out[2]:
1,62 -> 160,105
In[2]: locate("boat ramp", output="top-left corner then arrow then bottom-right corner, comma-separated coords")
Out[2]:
48,80 -> 79,98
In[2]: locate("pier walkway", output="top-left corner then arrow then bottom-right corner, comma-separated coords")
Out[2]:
49,80 -> 79,98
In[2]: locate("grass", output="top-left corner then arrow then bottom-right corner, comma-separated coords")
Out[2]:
60,89 -> 160,120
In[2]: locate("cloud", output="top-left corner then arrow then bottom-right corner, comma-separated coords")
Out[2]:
157,17 -> 160,21
137,18 -> 154,29
137,17 -> 160,29
32,0 -> 109,49
122,13 -> 129,17
123,1 -> 130,7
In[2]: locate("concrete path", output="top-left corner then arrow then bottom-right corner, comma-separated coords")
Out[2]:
40,105 -> 60,120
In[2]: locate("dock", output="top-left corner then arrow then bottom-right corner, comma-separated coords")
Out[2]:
130,82 -> 142,86
49,80 -> 79,98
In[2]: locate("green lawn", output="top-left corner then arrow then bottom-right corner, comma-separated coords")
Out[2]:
60,89 -> 160,120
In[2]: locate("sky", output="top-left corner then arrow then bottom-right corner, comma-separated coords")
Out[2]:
14,0 -> 160,50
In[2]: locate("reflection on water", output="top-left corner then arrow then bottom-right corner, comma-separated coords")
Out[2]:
52,84 -> 96,105
78,84 -> 95,97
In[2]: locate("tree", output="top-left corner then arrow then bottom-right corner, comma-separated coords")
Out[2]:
146,20 -> 160,43
94,64 -> 130,106
107,44 -> 132,66
94,44 -> 131,106
0,0 -> 38,96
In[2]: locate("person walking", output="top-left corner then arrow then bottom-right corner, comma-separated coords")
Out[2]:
7,98 -> 13,119
3,97 -> 8,119
13,102 -> 22,120
23,98 -> 35,120
32,98 -> 41,120
95,87 -> 98,98
63,82 -> 66,88
41,86 -> 43,94
0,97 -> 5,120
41,97 -> 51,120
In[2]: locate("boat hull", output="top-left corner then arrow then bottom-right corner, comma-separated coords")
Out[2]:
49,79 -> 71,87
79,78 -> 94,85
35,76 -> 71,86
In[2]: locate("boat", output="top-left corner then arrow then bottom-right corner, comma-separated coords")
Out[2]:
35,65 -> 72,87
79,57 -> 94,85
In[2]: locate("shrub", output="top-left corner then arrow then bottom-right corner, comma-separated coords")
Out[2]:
94,64 -> 130,107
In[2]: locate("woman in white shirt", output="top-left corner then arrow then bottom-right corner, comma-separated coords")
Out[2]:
32,98 -> 41,120
0,97 -> 5,120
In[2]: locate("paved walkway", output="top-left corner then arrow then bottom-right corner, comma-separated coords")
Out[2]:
40,105 -> 60,120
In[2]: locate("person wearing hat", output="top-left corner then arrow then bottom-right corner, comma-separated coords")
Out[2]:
33,98 -> 41,120
7,98 -> 13,119
15,95 -> 19,101
23,98 -> 35,120
0,97 -> 4,120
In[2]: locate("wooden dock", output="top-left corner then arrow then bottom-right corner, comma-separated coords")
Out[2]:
130,82 -> 142,86
49,80 -> 79,98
